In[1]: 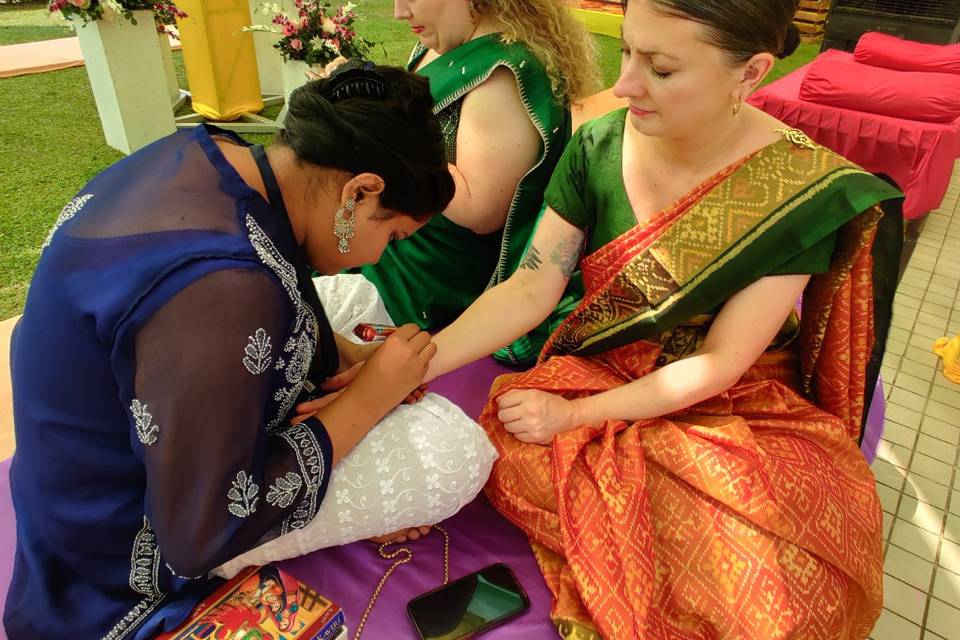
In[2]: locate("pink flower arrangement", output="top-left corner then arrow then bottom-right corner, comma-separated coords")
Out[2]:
246,0 -> 373,65
48,0 -> 186,33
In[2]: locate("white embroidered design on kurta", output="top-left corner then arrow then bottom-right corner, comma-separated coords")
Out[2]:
101,517 -> 166,640
274,420 -> 326,534
244,214 -> 319,430
227,470 -> 260,518
130,399 -> 159,446
101,596 -> 164,640
165,562 -> 203,581
266,471 -> 303,509
284,332 -> 312,385
129,516 -> 162,598
43,193 -> 94,250
243,328 -> 273,375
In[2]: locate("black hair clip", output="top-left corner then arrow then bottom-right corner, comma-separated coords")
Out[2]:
325,59 -> 388,101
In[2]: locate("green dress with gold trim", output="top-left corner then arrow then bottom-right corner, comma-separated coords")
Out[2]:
357,34 -> 579,364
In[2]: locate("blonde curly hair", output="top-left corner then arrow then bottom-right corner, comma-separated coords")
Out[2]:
476,0 -> 601,102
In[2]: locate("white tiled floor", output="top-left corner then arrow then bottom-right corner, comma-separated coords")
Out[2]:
870,161 -> 960,640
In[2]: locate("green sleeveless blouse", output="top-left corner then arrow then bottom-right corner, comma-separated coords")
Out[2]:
356,34 -> 573,363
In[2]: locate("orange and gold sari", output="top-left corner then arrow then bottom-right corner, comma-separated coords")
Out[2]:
480,126 -> 902,639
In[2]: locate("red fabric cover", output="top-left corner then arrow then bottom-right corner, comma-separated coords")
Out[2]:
799,50 -> 960,124
748,50 -> 960,219
855,31 -> 960,75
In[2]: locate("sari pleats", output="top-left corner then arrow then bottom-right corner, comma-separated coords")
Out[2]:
482,341 -> 883,639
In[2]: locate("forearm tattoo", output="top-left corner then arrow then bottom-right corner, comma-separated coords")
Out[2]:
550,237 -> 582,277
519,245 -> 543,271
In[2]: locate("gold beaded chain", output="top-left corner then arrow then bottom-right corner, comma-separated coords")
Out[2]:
353,525 -> 450,640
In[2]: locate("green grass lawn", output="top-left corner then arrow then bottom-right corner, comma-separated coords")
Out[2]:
0,0 -> 72,44
0,0 -> 817,319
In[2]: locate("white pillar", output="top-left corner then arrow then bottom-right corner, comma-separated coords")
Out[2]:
74,10 -> 176,154
282,59 -> 312,100
158,33 -> 182,105
248,0 -> 284,95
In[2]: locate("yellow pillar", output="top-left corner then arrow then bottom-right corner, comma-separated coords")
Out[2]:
175,0 -> 263,120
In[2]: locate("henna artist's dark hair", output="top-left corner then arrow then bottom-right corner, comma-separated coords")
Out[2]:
280,60 -> 455,221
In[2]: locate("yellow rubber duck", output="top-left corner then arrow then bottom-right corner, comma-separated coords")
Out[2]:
933,335 -> 960,384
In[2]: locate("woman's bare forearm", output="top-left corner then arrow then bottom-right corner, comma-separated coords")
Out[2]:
567,274 -> 811,428
427,211 -> 587,381
426,274 -> 562,381
568,350 -> 740,426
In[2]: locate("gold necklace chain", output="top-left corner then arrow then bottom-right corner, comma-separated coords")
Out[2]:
353,525 -> 450,640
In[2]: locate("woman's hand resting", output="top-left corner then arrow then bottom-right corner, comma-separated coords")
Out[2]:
496,389 -> 580,445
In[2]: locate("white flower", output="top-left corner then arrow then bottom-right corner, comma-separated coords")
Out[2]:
421,452 -> 435,469
371,439 -> 385,454
342,2 -> 356,12
102,0 -> 124,18
335,488 -> 349,504
241,24 -> 282,34
322,39 -> 341,55
427,495 -> 441,507
426,474 -> 440,490
321,16 -> 336,34
379,479 -> 394,495
383,500 -> 396,514
259,3 -> 282,16
337,509 -> 352,524
375,458 -> 390,474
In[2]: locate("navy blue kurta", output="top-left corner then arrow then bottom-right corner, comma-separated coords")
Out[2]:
5,126 -> 338,639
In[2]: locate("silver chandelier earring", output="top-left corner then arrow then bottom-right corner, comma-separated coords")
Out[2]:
333,197 -> 356,254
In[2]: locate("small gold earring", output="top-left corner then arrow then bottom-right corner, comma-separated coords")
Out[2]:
733,95 -> 743,116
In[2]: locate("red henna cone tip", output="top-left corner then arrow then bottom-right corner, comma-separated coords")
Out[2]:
353,323 -> 397,342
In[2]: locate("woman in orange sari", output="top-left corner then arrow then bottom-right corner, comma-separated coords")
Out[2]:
416,0 -> 901,637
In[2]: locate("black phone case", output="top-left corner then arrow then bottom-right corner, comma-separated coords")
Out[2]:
406,562 -> 531,640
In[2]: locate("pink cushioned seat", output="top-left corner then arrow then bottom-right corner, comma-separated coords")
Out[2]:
854,31 -> 960,75
799,49 -> 960,124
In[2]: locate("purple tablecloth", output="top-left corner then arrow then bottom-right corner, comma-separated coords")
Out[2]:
0,358 -> 886,637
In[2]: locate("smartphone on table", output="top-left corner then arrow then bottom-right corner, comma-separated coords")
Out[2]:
407,563 -> 530,640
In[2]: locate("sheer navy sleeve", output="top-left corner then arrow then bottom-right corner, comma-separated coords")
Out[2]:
128,265 -> 332,578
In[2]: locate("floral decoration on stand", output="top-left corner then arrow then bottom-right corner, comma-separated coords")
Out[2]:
151,1 -> 187,36
245,0 -> 373,66
47,0 -> 187,34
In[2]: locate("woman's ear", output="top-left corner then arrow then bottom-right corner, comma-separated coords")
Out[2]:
343,173 -> 386,204
738,52 -> 775,95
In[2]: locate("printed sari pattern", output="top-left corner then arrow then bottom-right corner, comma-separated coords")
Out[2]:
480,133 -> 894,639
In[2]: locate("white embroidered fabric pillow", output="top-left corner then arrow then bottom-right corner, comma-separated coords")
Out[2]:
215,393 -> 498,578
